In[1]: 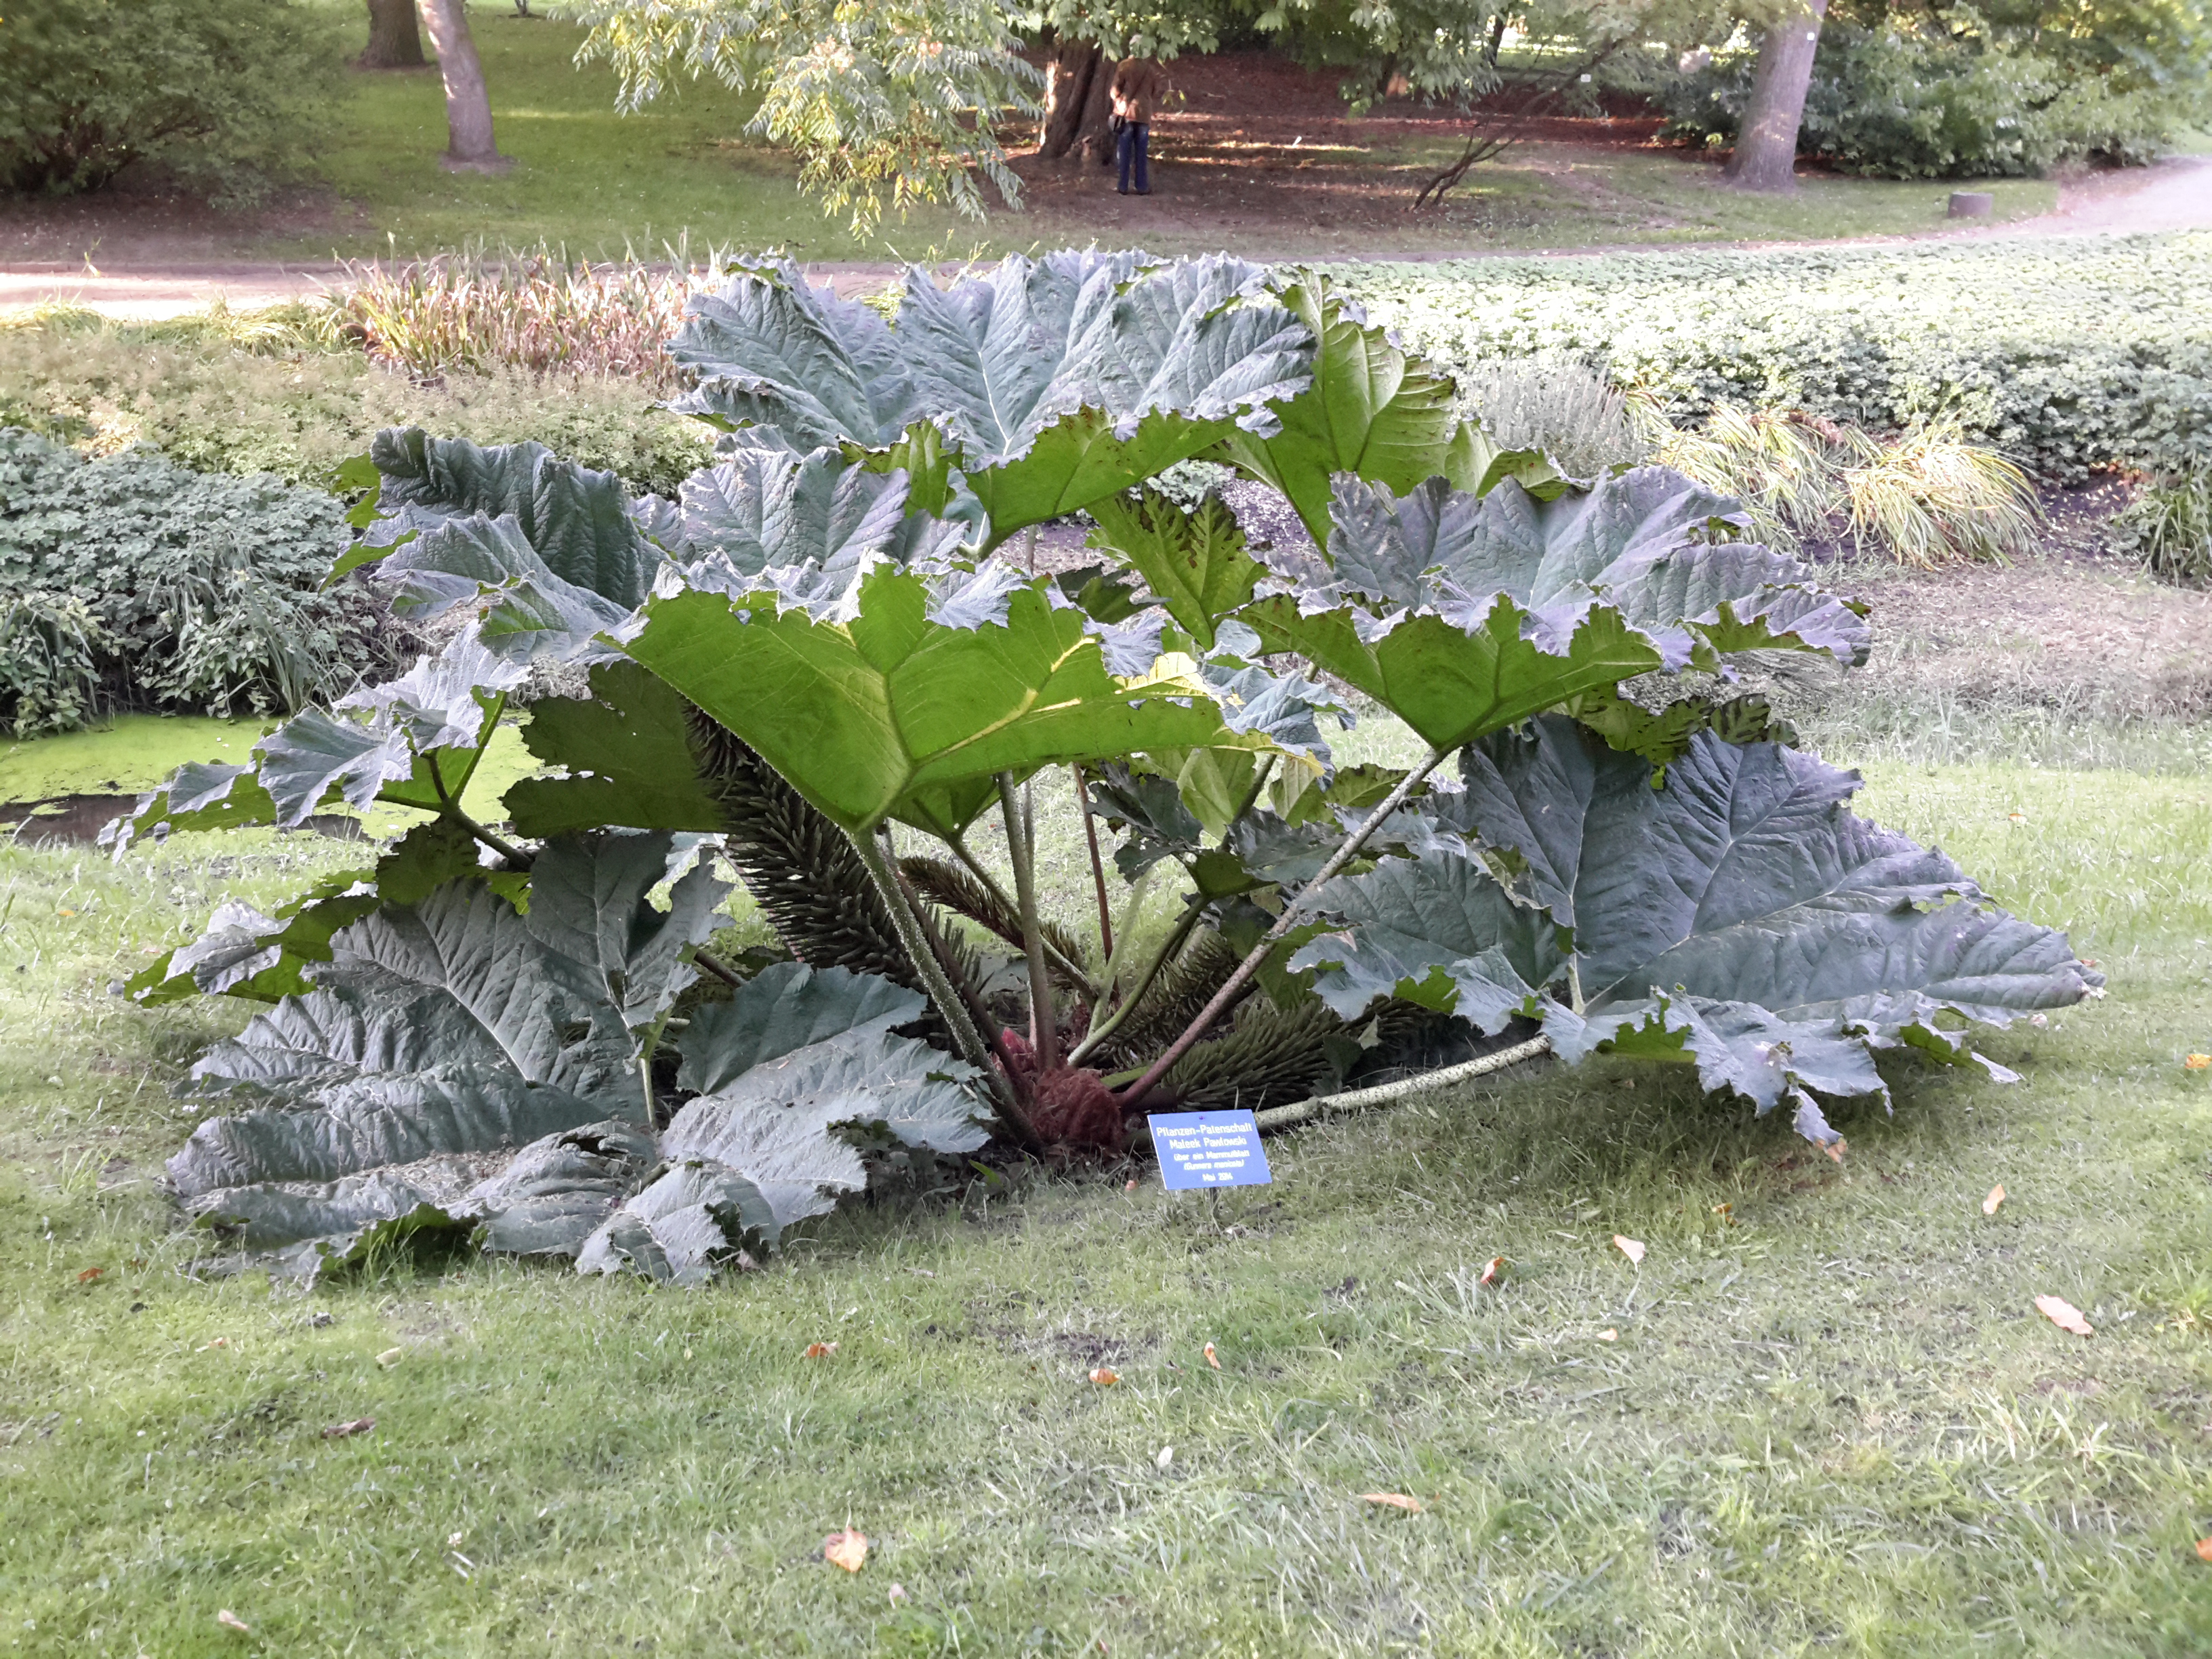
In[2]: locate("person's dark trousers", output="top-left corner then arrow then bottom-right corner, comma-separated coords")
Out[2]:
1117,123 -> 1150,194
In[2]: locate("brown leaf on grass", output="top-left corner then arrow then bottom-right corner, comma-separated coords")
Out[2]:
2035,1295 -> 2093,1336
803,1342 -> 838,1359
2186,1053 -> 2210,1071
216,1610 -> 251,1633
1597,1328 -> 1619,1342
1822,1138 -> 1849,1165
2195,1538 -> 2212,1563
321,1418 -> 375,1439
76,1267 -> 104,1283
1088,1367 -> 1120,1386
823,1528 -> 869,1572
1203,1343 -> 1220,1370
1359,1493 -> 1422,1512
1476,1256 -> 1504,1288
1983,1184 -> 2006,1215
375,1347 -> 403,1367
1613,1235 -> 1645,1266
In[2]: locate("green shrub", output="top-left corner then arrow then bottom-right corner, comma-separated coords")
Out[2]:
0,0 -> 342,205
0,316 -> 716,497
1334,234 -> 2212,480
0,428 -> 390,737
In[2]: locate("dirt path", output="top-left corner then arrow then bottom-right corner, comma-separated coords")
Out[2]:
4,148 -> 2206,319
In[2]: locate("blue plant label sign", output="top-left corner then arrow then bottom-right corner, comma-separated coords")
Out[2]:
1149,1109 -> 1273,1191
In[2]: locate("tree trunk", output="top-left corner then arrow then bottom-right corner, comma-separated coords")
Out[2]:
417,0 -> 510,172
1723,0 -> 1827,191
1040,42 -> 1101,159
1078,54 -> 1118,167
360,0 -> 426,68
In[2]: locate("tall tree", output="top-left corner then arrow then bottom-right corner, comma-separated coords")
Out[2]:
360,0 -> 427,68
1723,0 -> 1826,188
417,0 -> 508,171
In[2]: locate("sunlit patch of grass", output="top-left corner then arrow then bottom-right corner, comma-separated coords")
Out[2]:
2,742 -> 2209,1653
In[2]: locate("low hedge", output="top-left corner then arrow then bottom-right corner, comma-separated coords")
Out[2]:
1332,232 -> 2212,480
0,428 -> 390,736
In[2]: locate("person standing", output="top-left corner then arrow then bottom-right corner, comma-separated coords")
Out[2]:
1110,56 -> 1166,196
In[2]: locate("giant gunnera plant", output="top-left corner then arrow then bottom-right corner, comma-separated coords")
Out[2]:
106,253 -> 2102,1284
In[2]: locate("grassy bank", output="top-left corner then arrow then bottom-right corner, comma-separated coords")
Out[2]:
2,729 -> 2208,1656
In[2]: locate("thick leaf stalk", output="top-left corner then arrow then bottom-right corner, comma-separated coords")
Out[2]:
1117,747 -> 1448,1108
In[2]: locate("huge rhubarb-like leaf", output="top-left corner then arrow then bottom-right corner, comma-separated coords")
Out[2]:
1241,471 -> 1870,756
1292,718 -> 2100,1143
620,563 -> 1275,834
672,254 -> 1311,542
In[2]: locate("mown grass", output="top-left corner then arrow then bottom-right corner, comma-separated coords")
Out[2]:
2,720 -> 2209,1656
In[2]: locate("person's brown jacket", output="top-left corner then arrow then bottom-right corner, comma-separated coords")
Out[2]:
1110,58 -> 1166,125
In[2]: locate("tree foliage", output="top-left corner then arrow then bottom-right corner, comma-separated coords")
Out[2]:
115,250 -> 2101,1284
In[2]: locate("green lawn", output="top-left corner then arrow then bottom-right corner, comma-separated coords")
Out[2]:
3,730 -> 2208,1656
272,7 -> 2055,264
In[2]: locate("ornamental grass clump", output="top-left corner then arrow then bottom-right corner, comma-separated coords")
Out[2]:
1652,407 -> 2044,565
2116,467 -> 2212,583
104,251 -> 2102,1288
326,241 -> 725,385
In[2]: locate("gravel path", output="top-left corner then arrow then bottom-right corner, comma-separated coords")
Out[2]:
3,155 -> 2205,320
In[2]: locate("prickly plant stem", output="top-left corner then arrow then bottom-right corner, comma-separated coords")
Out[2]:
1073,764 -> 1115,972
998,773 -> 1059,1071
1118,746 -> 1448,1108
1250,1036 -> 1553,1135
945,830 -> 1099,1002
846,822 -> 1040,1149
1064,896 -> 1205,1068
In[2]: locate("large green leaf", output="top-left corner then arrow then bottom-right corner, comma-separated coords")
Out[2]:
1210,276 -> 1549,546
127,818 -> 504,1006
1084,490 -> 1266,650
1292,718 -> 2102,1144
108,636 -> 520,844
621,565 -> 1271,834
1240,471 -> 1870,755
670,259 -> 926,449
342,428 -> 659,609
506,660 -> 726,836
525,832 -> 730,1038
673,254 -> 1313,544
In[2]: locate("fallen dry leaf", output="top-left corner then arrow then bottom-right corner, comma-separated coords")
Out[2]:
823,1528 -> 869,1572
1359,1493 -> 1422,1512
321,1418 -> 374,1439
1822,1138 -> 1849,1166
1124,1179 -> 1139,1191
1983,1184 -> 2006,1216
888,1582 -> 908,1603
2186,1053 -> 2210,1071
1613,1235 -> 1645,1266
2007,812 -> 2026,824
1088,1367 -> 1120,1386
803,1341 -> 838,1359
199,1337 -> 228,1351
1597,1328 -> 1619,1342
2196,1538 -> 2212,1563
2035,1295 -> 2094,1336
375,1347 -> 403,1368
76,1267 -> 104,1283
216,1610 -> 251,1633
1156,1445 -> 1174,1469
1476,1256 -> 1504,1288
1203,1342 -> 1220,1370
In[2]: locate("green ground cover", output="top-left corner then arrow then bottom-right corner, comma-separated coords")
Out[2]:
1,712 -> 2207,1656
